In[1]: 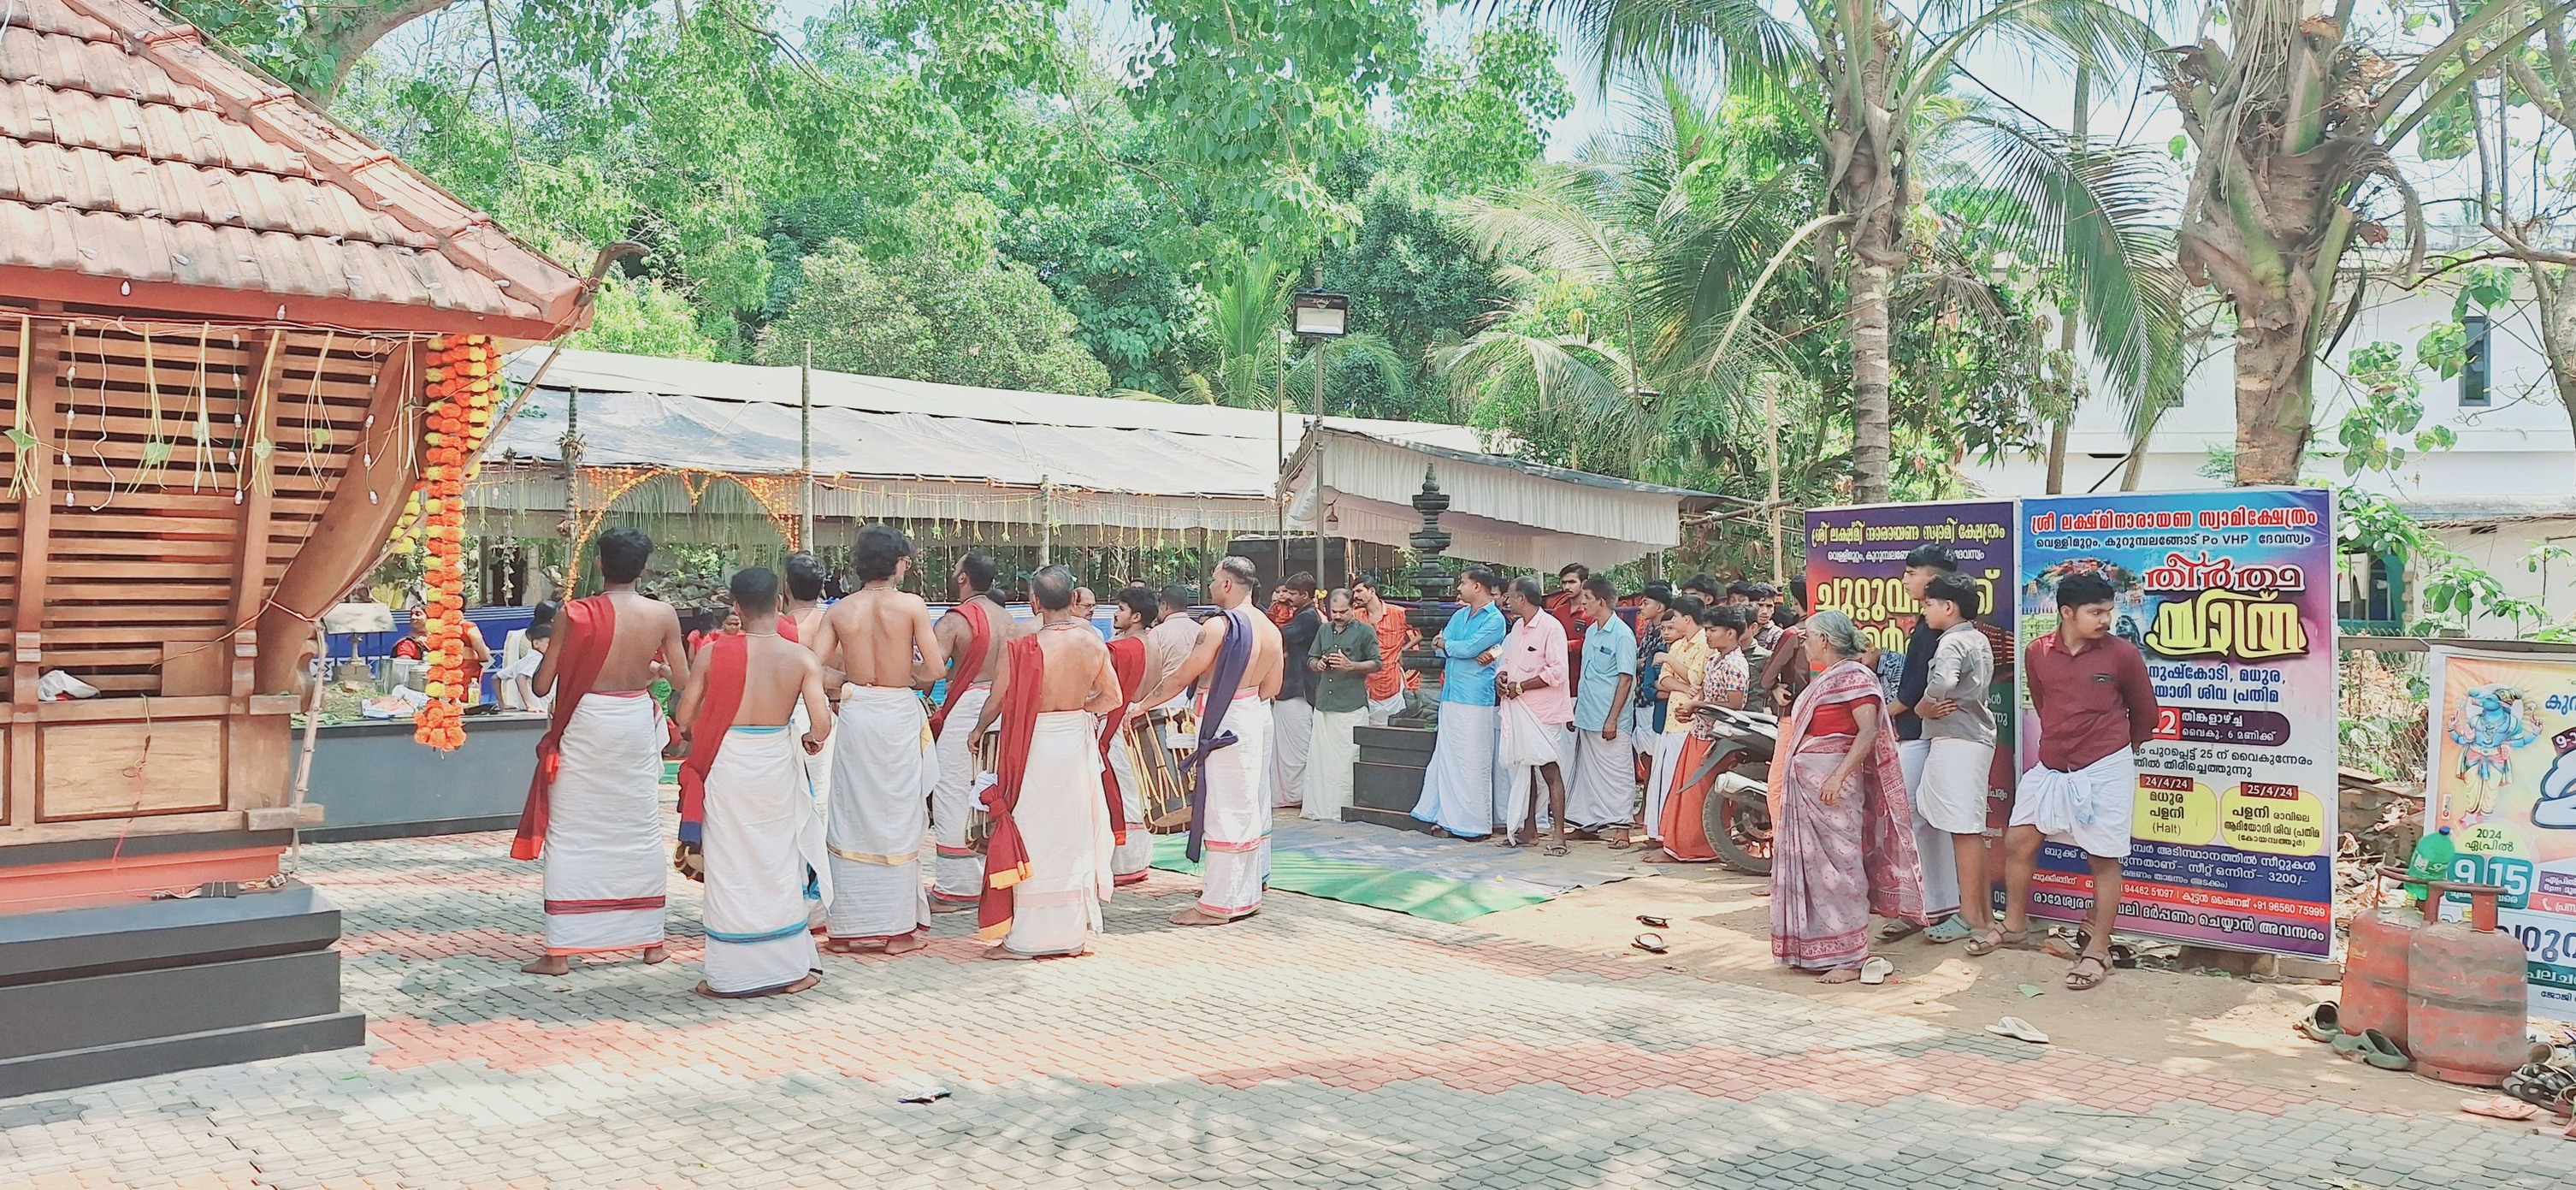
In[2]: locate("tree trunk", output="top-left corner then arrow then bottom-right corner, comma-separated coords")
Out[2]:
2230,307 -> 2314,485
1849,258 -> 1894,501
2525,262 -> 2576,446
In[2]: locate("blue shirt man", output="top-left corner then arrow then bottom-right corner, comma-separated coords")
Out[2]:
1572,611 -> 1637,733
1438,600 -> 1509,707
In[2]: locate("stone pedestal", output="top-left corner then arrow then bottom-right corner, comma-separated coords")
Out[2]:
0,882 -> 365,1096
1343,725 -> 1435,833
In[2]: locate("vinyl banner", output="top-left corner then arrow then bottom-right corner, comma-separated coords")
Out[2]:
2015,488 -> 2337,956
1804,500 -> 2018,830
2425,648 -> 2576,1021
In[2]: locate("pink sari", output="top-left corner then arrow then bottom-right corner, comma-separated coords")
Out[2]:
1764,659 -> 1925,969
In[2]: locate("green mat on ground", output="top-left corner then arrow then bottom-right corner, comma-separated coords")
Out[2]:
1149,834 -> 1547,923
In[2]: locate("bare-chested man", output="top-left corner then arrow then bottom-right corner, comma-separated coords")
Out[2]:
928,551 -> 1024,909
965,565 -> 1121,957
671,566 -> 833,998
518,526 -> 691,975
1130,556 -> 1284,926
806,525 -> 944,955
779,550 -> 839,838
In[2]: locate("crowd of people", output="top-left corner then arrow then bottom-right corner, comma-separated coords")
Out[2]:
1403,548 -> 2155,992
499,526 -> 2157,999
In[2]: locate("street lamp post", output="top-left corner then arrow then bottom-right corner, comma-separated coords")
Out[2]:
1289,289 -> 1349,583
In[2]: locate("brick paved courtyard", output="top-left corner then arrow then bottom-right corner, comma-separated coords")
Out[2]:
4,829 -> 2572,1189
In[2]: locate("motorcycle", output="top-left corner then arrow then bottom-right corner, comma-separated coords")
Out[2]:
1681,705 -> 1778,875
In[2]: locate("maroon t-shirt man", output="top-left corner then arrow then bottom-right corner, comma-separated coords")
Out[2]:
2022,631 -> 2159,771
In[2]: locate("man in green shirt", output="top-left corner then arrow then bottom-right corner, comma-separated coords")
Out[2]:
1303,588 -> 1383,822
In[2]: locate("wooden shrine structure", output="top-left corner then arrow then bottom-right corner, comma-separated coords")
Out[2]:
0,0 -> 586,1094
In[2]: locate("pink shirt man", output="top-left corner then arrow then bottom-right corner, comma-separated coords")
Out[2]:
1502,611 -> 1572,725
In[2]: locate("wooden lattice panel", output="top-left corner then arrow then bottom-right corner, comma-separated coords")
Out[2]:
29,321 -> 392,696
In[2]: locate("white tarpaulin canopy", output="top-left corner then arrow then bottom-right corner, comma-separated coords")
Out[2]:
1285,426 -> 1719,570
476,348 -> 1709,564
482,348 -> 1486,535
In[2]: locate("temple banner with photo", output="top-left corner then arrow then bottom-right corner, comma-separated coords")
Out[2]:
2015,488 -> 2337,956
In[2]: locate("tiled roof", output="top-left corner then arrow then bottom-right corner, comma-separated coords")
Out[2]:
0,0 -> 586,336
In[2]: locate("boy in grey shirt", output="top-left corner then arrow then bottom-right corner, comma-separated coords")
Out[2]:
1911,573 -> 1997,941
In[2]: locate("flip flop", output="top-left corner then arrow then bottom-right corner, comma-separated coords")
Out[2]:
2296,1002 -> 2342,1044
2360,1028 -> 2413,1071
1878,919 -> 1926,943
1543,842 -> 1569,857
1636,915 -> 1671,929
1986,1015 -> 2050,1045
1631,932 -> 1669,955
1858,956 -> 1895,986
2462,1095 -> 2539,1122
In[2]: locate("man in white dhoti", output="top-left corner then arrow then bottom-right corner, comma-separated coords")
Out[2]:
807,525 -> 945,956
1269,575 -> 1322,808
1410,567 -> 1510,838
1131,556 -> 1285,926
672,566 -> 834,998
1563,577 -> 1639,845
1105,586 -> 1159,884
1303,588 -> 1381,821
928,552 -> 1019,910
966,566 -> 1120,957
517,528 -> 690,976
1975,572 -> 2157,993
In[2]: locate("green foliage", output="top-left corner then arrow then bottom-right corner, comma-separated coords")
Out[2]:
2333,341 -> 2453,477
561,275 -> 724,360
1317,188 -> 1514,418
754,242 -> 1113,394
1002,188 -> 1206,394
1388,8 -> 1574,195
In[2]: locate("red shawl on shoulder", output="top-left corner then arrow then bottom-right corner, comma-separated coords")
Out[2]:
976,636 -> 1044,942
674,633 -> 749,855
1099,635 -> 1145,844
931,599 -> 992,735
511,595 -> 615,861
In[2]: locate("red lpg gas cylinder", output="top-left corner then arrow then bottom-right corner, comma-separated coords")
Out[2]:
2342,873 -> 2423,1050
2406,882 -> 2528,1087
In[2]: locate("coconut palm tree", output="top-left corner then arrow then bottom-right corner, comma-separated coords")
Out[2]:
2165,0 -> 2573,483
1536,0 -> 2163,500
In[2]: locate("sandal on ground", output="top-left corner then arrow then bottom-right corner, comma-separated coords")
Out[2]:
2463,1094 -> 2540,1122
2043,930 -> 2090,962
1964,928 -> 2027,957
1543,841 -> 1569,857
2065,953 -> 2112,992
2357,1028 -> 2412,1071
2331,1030 -> 2371,1057
1986,1016 -> 2050,1045
1877,919 -> 1926,943
1631,932 -> 1668,955
1636,915 -> 1670,929
1858,956 -> 1894,986
2295,1002 -> 2342,1043
1923,915 -> 1976,944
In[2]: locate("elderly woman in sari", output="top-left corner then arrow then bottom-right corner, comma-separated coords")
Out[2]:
1765,611 -> 1927,983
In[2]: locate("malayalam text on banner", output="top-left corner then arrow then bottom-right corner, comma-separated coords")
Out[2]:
2014,488 -> 2337,957
1804,500 -> 2018,796
2425,648 -> 2576,1021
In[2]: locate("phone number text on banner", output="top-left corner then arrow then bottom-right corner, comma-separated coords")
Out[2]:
2016,488 -> 2337,957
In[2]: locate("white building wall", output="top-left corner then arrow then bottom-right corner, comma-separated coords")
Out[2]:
1960,278 -> 2576,630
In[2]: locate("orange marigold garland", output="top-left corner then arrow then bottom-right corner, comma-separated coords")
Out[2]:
412,333 -> 502,751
